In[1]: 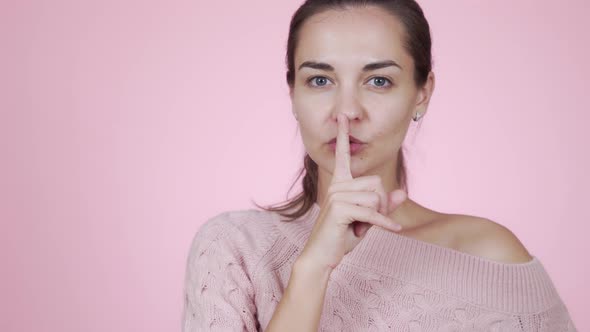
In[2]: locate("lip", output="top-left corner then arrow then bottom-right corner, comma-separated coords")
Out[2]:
327,135 -> 365,144
328,141 -> 365,154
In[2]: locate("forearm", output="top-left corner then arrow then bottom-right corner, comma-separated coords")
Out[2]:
265,257 -> 333,332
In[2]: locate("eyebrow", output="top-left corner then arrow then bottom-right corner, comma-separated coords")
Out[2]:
297,60 -> 403,72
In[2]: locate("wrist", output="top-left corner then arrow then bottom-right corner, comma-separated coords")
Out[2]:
284,256 -> 333,306
292,255 -> 335,281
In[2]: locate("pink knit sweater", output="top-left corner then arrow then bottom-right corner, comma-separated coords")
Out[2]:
182,203 -> 577,331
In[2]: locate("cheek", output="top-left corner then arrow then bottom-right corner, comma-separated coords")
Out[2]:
293,93 -> 331,117
373,107 -> 408,136
370,114 -> 410,151
292,95 -> 329,135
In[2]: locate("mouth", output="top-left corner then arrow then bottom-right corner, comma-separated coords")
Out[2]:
327,135 -> 365,144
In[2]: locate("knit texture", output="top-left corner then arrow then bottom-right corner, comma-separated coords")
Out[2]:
182,203 -> 577,331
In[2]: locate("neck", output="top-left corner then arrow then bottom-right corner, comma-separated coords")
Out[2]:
316,165 -> 399,206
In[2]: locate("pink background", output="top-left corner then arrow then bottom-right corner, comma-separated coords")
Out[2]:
2,0 -> 588,331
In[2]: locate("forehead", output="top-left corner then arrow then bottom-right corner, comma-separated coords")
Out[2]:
296,6 -> 410,68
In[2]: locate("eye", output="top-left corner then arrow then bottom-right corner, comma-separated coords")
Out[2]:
368,76 -> 393,88
306,76 -> 332,88
305,75 -> 393,89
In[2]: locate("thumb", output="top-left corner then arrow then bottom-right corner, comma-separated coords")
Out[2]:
353,222 -> 372,237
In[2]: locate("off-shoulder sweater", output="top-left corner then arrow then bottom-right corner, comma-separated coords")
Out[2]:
182,202 -> 577,331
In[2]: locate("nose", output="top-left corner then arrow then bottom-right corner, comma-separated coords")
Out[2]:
332,88 -> 364,123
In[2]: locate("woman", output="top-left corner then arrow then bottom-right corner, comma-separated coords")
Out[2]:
183,0 -> 577,331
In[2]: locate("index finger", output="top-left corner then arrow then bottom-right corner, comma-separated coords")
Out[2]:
332,114 -> 353,183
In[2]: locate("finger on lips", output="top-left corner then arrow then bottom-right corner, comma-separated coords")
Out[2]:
331,114 -> 403,231
332,114 -> 353,183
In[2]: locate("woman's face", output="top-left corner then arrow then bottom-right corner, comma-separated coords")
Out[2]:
290,6 -> 434,180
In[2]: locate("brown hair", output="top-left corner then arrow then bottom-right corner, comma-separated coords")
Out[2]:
252,0 -> 433,221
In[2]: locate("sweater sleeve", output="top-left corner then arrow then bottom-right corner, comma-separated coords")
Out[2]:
519,301 -> 578,332
182,212 -> 259,332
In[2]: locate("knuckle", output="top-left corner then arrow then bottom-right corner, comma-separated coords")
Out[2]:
369,209 -> 380,221
327,186 -> 338,196
326,191 -> 338,205
370,192 -> 380,207
328,182 -> 346,194
329,201 -> 344,216
332,201 -> 344,210
370,175 -> 384,189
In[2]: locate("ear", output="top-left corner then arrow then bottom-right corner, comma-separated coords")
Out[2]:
413,71 -> 435,117
289,87 -> 298,121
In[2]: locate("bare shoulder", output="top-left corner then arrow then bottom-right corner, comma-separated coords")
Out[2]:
442,214 -> 534,264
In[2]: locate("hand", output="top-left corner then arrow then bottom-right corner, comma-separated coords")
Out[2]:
298,114 -> 407,271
